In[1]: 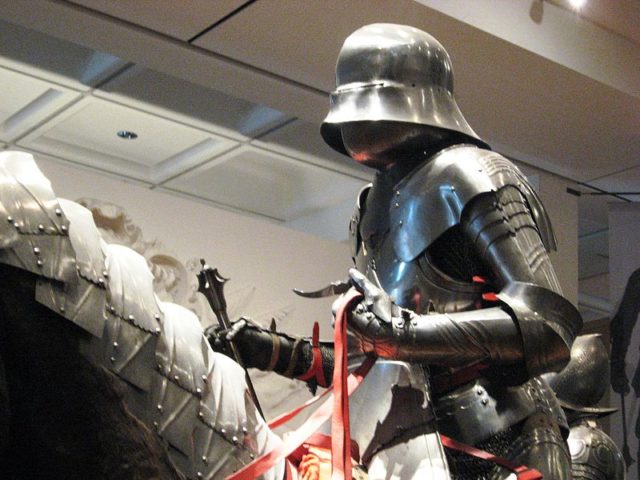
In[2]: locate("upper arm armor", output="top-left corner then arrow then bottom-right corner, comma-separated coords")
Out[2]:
390,145 -> 556,262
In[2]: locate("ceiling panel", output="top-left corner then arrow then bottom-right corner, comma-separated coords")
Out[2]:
18,96 -> 238,183
549,0 -> 640,45
97,66 -> 291,139
68,0 -> 248,41
193,0 -> 431,92
164,145 -> 367,221
0,19 -> 128,90
253,119 -> 372,179
589,166 -> 640,202
0,67 -> 81,142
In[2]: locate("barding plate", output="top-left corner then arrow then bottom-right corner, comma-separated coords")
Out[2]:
195,352 -> 282,480
104,243 -> 164,334
0,151 -> 75,282
156,302 -> 208,396
36,199 -> 109,338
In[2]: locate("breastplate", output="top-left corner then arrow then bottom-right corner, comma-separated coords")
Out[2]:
354,231 -> 484,314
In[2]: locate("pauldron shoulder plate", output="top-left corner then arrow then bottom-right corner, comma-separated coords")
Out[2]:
390,145 -> 556,262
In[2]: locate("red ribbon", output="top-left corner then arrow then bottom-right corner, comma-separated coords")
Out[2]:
226,290 -> 370,480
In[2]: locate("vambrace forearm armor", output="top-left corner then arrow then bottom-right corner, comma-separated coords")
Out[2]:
349,280 -> 581,378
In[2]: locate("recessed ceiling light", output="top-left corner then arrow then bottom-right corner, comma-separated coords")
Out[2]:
117,130 -> 138,140
568,0 -> 586,9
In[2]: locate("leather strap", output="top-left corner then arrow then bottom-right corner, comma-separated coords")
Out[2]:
297,322 -> 327,386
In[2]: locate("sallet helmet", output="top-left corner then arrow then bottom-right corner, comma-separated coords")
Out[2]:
321,23 -> 488,156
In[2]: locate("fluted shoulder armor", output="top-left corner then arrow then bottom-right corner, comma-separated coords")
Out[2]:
390,145 -> 556,262
0,152 -> 283,480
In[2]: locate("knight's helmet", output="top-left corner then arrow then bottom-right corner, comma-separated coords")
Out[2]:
321,23 -> 488,155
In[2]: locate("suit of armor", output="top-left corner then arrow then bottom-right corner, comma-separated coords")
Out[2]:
206,23 -> 583,479
320,23 -> 582,479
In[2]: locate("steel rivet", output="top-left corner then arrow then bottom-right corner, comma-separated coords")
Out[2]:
395,190 -> 400,196
399,220 -> 403,226
198,411 -> 204,419
36,259 -> 43,267
110,356 -> 116,362
155,327 -> 161,334
128,314 -> 134,321
55,208 -> 62,216
157,404 -> 163,412
154,314 -> 161,321
202,375 -> 208,383
38,224 -> 45,231
232,436 -> 239,444
249,453 -> 255,460
451,186 -> 455,191
481,398 -> 488,405
102,271 -> 108,278
220,428 -> 226,435
61,225 -> 68,233
6,216 -> 13,223
476,388 -> 483,395
196,387 -> 202,394
394,202 -> 400,208
110,306 -> 116,314
113,342 -> 118,348
174,375 -> 179,381
242,427 -> 248,434
197,472 -> 203,479
33,247 -> 40,255
153,421 -> 159,427
59,306 -> 65,313
202,456 -> 208,463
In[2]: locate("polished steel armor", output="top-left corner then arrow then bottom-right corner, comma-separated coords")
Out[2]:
324,23 -> 582,479
321,23 -> 488,154
544,334 -> 614,412
0,151 -> 283,480
567,420 -> 626,480
546,334 -> 626,479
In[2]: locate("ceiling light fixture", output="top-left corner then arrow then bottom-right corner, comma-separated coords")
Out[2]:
117,130 -> 138,140
568,0 -> 586,9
